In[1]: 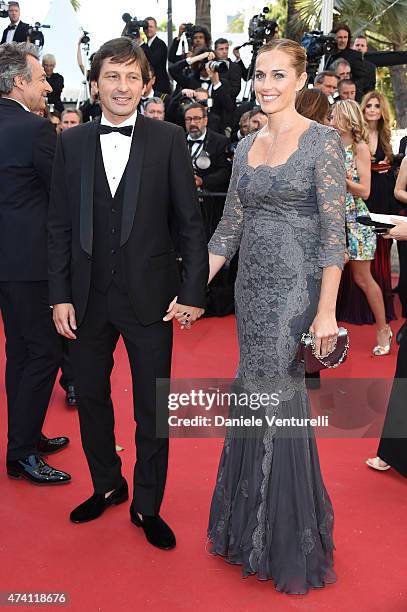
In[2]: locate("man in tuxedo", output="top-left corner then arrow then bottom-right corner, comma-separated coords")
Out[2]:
140,17 -> 171,94
214,38 -> 242,100
1,2 -> 29,44
48,37 -> 208,549
0,42 -> 71,484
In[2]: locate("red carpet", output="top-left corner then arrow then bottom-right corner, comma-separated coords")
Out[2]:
1,306 -> 407,611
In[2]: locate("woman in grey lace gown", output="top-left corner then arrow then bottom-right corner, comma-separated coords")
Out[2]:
207,40 -> 346,594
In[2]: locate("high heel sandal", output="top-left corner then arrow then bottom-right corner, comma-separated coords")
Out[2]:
372,325 -> 393,356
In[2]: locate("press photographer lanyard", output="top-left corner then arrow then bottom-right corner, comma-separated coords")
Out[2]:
190,136 -> 207,166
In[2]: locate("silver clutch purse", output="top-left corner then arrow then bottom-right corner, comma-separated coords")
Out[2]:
297,327 -> 349,374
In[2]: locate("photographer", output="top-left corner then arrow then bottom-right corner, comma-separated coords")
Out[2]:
169,48 -> 235,133
325,23 -> 376,101
140,17 -> 171,94
42,54 -> 64,113
168,24 -> 211,64
166,87 -> 222,133
1,2 -> 29,44
214,38 -> 242,100
138,66 -> 170,115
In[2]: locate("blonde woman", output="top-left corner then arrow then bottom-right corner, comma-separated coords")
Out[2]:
332,100 -> 391,354
361,91 -> 396,323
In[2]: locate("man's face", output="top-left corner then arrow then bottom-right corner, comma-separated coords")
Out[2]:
144,19 -> 157,40
144,102 -> 165,121
335,29 -> 349,50
8,4 -> 20,23
249,113 -> 267,133
61,112 -> 80,130
144,71 -> 156,96
49,115 -> 61,133
336,63 -> 351,81
93,57 -> 145,124
316,76 -> 338,97
215,43 -> 229,60
339,83 -> 356,100
353,37 -> 368,53
184,108 -> 207,139
42,61 -> 55,78
193,32 -> 206,49
17,55 -> 52,112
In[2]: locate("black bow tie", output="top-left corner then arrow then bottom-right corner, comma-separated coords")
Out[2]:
188,138 -> 203,145
9,24 -> 16,30
99,124 -> 133,137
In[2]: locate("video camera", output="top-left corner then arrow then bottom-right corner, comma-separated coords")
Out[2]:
301,30 -> 337,77
0,1 -> 8,18
27,22 -> 50,49
122,13 -> 149,38
247,7 -> 278,48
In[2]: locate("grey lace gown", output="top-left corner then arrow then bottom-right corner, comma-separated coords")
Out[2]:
207,121 -> 346,595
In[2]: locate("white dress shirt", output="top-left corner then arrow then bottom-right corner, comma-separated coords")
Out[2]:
99,111 -> 137,197
188,129 -> 207,158
147,35 -> 157,47
6,21 -> 19,43
4,96 -> 29,112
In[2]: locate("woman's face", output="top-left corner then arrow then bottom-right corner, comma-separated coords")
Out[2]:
254,49 -> 306,116
364,97 -> 382,122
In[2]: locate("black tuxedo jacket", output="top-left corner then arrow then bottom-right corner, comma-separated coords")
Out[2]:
141,38 -> 172,94
194,129 -> 231,192
48,114 -> 209,326
0,98 -> 56,280
1,21 -> 29,43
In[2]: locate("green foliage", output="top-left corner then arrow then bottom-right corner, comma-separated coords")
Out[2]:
70,0 -> 80,10
157,20 -> 176,33
265,0 -> 287,36
228,13 -> 244,33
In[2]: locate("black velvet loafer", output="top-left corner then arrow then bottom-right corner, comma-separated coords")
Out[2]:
130,506 -> 176,550
70,480 -> 128,523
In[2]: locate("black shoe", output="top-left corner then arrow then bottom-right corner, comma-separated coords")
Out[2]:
65,385 -> 77,407
396,320 -> 407,345
130,506 -> 176,550
38,432 -> 70,456
70,480 -> 128,523
7,455 -> 71,485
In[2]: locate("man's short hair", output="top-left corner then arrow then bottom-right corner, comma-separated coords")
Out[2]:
214,38 -> 228,48
354,34 -> 367,41
194,87 -> 209,96
184,102 -> 207,118
144,97 -> 164,111
331,58 -> 351,72
90,37 -> 150,85
248,106 -> 266,119
8,2 -> 20,7
61,108 -> 82,123
145,17 -> 157,26
337,78 -> 355,90
0,42 -> 38,96
314,70 -> 338,85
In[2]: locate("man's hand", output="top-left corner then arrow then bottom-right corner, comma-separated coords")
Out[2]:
181,88 -> 196,98
206,63 -> 220,85
53,303 -> 77,339
383,218 -> 407,241
163,297 -> 205,329
233,47 -> 241,61
194,174 -> 203,188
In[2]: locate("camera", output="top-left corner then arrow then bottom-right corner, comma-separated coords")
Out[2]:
301,31 -> 337,63
207,60 -> 228,74
183,23 -> 195,47
122,13 -> 149,38
80,30 -> 90,45
248,7 -> 278,48
0,1 -> 8,18
27,22 -> 50,48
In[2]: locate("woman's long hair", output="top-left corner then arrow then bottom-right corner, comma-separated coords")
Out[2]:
331,99 -> 369,144
360,91 -> 393,162
295,88 -> 329,124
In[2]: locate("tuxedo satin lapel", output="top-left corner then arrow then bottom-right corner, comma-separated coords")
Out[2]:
79,118 -> 99,255
120,113 -> 146,247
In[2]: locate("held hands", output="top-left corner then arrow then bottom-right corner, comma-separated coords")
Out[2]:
163,296 -> 205,329
383,218 -> 407,241
309,311 -> 339,357
53,303 -> 77,340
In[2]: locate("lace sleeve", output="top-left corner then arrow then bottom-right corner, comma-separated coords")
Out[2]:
208,139 -> 245,262
314,129 -> 347,270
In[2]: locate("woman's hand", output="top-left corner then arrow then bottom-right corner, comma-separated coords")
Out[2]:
309,311 -> 339,357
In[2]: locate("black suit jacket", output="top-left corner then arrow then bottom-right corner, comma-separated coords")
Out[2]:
0,98 -> 56,281
193,129 -> 231,192
223,61 -> 242,99
1,21 -> 29,43
141,38 -> 172,94
48,114 -> 209,326
46,73 -> 64,113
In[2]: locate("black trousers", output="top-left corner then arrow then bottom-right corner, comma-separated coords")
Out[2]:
0,281 -> 62,461
70,284 -> 173,515
59,339 -> 74,390
377,329 -> 407,477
